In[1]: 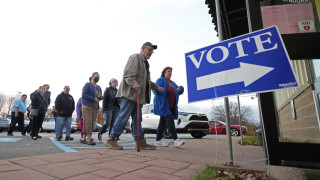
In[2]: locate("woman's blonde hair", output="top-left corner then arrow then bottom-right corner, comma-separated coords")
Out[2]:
37,86 -> 43,93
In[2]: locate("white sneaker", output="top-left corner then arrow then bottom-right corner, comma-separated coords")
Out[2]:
173,139 -> 185,148
154,140 -> 169,147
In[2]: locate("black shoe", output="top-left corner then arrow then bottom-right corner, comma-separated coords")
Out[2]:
32,136 -> 37,140
65,136 -> 74,141
98,133 -> 102,142
87,140 -> 96,145
80,139 -> 87,144
7,133 -> 14,136
56,137 -> 62,141
36,135 -> 42,138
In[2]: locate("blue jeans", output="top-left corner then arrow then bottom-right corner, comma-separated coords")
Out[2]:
156,111 -> 178,141
110,97 -> 144,141
56,116 -> 72,138
100,106 -> 120,135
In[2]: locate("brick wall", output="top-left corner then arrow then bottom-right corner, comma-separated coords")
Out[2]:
278,86 -> 320,143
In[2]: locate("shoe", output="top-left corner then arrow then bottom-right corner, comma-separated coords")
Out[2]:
105,137 -> 123,150
154,140 -> 169,147
98,133 -> 102,143
137,138 -> 156,150
7,133 -> 14,136
32,136 -> 37,140
65,136 -> 74,141
36,135 -> 42,138
173,139 -> 185,148
87,140 -> 96,145
56,137 -> 62,141
80,139 -> 87,144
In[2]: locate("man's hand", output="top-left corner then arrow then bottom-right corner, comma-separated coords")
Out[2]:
176,87 -> 181,93
157,87 -> 164,93
94,98 -> 99,103
132,85 -> 141,92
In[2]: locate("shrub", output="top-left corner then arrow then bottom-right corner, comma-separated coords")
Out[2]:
238,136 -> 259,146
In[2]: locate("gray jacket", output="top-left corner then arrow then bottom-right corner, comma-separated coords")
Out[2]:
116,53 -> 159,104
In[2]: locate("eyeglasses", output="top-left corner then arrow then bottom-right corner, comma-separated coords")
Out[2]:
145,47 -> 154,53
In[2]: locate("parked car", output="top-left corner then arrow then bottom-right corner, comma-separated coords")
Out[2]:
0,114 -> 29,133
207,120 -> 247,136
41,117 -> 78,133
130,104 -> 210,139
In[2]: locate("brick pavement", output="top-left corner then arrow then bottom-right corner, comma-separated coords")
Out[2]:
0,137 -> 268,180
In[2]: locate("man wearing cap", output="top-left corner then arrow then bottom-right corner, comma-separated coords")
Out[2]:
105,42 -> 164,150
98,78 -> 120,142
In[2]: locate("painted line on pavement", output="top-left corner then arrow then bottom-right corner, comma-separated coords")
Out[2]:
0,138 -> 23,142
49,137 -> 78,152
72,147 -> 108,149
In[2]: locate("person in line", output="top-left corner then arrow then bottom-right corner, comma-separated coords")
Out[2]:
7,94 -> 27,136
98,78 -> 120,143
55,86 -> 75,141
30,86 -> 48,140
105,42 -> 164,150
76,97 -> 92,143
24,84 -> 51,135
81,72 -> 103,145
153,67 -> 185,147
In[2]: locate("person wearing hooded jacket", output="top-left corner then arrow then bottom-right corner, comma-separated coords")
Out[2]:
98,78 -> 120,142
55,86 -> 75,141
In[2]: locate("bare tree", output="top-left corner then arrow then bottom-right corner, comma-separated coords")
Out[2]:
7,95 -> 19,114
209,101 -> 253,124
0,93 -> 7,112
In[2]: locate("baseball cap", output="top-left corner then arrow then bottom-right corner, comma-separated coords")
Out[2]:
142,42 -> 157,50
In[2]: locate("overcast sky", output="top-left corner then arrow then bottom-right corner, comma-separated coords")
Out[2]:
0,0 -> 260,122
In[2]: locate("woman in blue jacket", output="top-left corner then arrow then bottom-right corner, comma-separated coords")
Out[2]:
153,67 -> 184,147
81,72 -> 103,145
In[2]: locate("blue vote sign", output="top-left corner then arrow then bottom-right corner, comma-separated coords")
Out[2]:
185,26 -> 298,103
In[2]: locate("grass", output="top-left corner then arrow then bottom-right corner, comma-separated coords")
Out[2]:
238,136 -> 259,146
192,165 -> 272,180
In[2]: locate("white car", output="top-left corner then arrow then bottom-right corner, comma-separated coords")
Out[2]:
41,117 -> 78,133
131,104 -> 210,139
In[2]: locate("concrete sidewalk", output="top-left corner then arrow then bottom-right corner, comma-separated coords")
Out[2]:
0,137 -> 268,179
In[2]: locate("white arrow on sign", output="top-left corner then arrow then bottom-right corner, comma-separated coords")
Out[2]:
196,62 -> 274,90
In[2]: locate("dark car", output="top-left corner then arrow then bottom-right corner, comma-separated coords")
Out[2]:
207,120 -> 247,136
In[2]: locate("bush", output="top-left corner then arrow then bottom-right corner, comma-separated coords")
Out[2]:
238,136 -> 259,146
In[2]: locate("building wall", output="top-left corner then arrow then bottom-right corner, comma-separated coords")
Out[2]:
278,85 -> 320,143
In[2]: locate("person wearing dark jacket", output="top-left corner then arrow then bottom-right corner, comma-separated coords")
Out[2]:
98,78 -> 120,142
55,86 -> 75,141
30,86 -> 48,140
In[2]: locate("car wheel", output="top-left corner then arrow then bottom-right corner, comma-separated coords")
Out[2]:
230,128 -> 239,136
191,132 -> 205,139
162,129 -> 172,139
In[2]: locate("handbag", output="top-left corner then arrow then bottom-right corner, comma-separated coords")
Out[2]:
29,108 -> 39,117
29,95 -> 46,117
